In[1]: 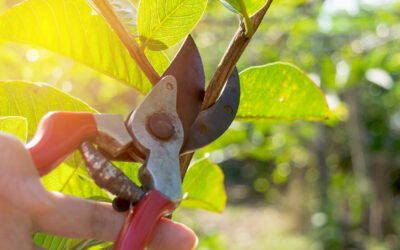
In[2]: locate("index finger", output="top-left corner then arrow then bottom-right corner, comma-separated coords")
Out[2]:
31,192 -> 197,250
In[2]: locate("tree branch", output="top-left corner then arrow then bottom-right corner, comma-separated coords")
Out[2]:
202,0 -> 274,110
92,0 -> 160,85
180,0 -> 274,178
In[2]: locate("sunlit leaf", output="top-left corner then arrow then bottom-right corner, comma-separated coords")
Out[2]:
32,234 -> 70,250
41,163 -> 109,198
0,80 -> 108,198
0,0 -> 169,94
114,161 -> 142,185
138,0 -> 207,50
0,116 -> 27,142
181,159 -> 226,212
68,239 -> 108,249
219,0 -> 266,16
237,62 -> 329,120
0,81 -> 95,138
32,233 -> 110,250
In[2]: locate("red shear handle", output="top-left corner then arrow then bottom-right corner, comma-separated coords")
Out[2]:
114,190 -> 175,250
27,112 -> 97,176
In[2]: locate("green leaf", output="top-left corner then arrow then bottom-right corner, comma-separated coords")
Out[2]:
0,82 -> 110,249
32,233 -> 110,250
0,116 -> 27,142
138,0 -> 207,50
0,80 -> 109,197
219,0 -> 266,16
113,161 -> 142,186
32,233 -> 70,250
41,163 -> 109,198
237,62 -> 329,120
0,0 -> 169,94
67,239 -> 107,250
181,159 -> 226,212
0,81 -> 95,138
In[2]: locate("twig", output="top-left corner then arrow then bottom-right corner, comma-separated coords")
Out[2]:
180,0 -> 274,178
202,0 -> 274,110
92,0 -> 160,85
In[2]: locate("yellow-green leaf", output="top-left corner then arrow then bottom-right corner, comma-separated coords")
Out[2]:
41,163 -> 109,198
0,81 -> 111,250
0,80 -> 95,169
0,0 -> 169,94
0,116 -> 27,142
138,0 -> 207,50
237,62 -> 329,120
0,81 -> 95,138
113,161 -> 141,186
0,83 -> 111,250
181,159 -> 226,212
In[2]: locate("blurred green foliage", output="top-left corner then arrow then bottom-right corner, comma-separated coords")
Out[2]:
190,0 -> 400,249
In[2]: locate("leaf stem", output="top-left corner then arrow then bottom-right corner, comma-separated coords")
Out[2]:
92,0 -> 160,85
180,0 -> 274,179
238,0 -> 253,37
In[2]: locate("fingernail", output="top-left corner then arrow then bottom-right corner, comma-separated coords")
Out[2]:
25,177 -> 55,211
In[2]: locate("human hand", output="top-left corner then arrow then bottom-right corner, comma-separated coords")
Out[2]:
0,132 -> 197,250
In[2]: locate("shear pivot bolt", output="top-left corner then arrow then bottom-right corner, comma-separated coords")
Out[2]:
147,114 -> 175,140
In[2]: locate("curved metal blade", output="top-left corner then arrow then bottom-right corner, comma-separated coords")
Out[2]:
162,35 -> 205,141
181,67 -> 240,154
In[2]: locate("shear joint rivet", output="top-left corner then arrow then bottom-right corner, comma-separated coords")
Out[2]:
147,113 -> 175,140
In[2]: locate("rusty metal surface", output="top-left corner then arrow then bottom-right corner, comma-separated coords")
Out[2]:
79,141 -> 144,203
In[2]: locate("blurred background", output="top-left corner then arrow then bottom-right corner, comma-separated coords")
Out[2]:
1,0 -> 400,249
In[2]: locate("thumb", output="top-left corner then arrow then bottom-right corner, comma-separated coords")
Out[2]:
0,133 -> 54,214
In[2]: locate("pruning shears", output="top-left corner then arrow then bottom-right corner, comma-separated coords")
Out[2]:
25,36 -> 240,250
